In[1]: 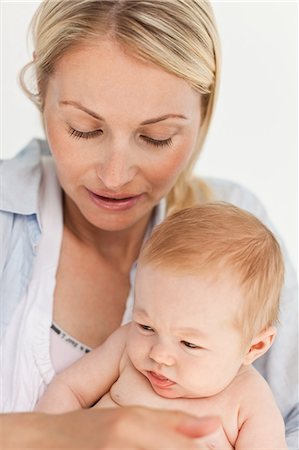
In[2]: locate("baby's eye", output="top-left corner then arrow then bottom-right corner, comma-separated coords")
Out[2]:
138,323 -> 154,332
181,340 -> 200,349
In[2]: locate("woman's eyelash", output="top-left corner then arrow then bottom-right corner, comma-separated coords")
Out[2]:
67,126 -> 103,140
141,135 -> 173,148
67,126 -> 172,148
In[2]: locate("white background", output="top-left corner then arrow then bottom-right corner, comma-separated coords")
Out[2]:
1,1 -> 298,271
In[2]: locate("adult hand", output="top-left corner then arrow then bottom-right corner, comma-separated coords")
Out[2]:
194,422 -> 234,450
1,407 -> 221,449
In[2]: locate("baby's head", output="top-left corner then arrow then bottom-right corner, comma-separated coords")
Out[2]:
127,202 -> 284,398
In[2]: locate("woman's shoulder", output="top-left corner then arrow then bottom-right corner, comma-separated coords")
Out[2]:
0,139 -> 50,216
1,138 -> 50,169
204,176 -> 261,206
196,176 -> 268,221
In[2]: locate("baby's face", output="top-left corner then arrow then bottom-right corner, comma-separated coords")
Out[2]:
127,264 -> 247,399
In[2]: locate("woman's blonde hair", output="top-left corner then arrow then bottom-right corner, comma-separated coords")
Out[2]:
20,0 -> 220,212
139,202 -> 285,343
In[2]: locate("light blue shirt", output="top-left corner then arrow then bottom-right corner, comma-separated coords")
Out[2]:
0,139 -> 298,448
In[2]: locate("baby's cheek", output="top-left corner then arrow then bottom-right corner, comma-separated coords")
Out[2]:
126,332 -> 142,360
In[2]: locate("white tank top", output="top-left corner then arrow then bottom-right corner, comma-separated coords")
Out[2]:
50,322 -> 91,374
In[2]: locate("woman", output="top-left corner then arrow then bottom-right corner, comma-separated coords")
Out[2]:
1,0 -> 297,448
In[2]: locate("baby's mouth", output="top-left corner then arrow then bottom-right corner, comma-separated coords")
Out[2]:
147,371 -> 176,388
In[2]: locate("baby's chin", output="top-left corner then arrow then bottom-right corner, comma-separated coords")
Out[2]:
150,384 -> 199,399
152,384 -> 225,400
152,386 -> 183,399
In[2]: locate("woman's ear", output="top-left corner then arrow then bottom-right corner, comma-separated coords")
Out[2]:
243,326 -> 277,365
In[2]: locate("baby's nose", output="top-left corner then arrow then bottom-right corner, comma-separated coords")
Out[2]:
149,343 -> 176,366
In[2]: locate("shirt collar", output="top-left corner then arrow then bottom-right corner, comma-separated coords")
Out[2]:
152,196 -> 167,227
0,139 -> 50,221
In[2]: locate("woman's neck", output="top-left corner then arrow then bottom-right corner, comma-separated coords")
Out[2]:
63,194 -> 153,273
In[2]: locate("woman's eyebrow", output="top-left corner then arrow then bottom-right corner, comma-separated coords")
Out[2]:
59,100 -> 188,124
140,114 -> 188,125
59,100 -> 103,120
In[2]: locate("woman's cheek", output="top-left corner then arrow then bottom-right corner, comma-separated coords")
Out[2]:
147,142 -> 194,188
45,121 -> 90,186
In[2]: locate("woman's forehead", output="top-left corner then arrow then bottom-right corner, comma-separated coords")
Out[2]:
46,40 -> 201,121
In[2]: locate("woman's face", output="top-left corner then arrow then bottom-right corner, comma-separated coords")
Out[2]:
43,40 -> 201,232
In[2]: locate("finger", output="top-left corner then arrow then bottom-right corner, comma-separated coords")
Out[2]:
107,408 -> 214,449
176,415 -> 222,438
134,409 -> 222,449
194,423 -> 234,450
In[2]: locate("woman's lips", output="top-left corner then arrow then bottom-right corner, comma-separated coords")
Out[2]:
147,371 -> 176,389
87,189 -> 143,211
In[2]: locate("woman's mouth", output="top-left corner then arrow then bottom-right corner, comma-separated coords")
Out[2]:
87,189 -> 143,211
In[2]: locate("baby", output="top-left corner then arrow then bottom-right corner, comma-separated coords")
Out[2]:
36,202 -> 287,449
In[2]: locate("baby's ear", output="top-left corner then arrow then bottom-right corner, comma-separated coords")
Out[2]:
243,326 -> 276,365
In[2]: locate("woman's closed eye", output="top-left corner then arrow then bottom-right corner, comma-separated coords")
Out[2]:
67,125 -> 173,148
67,126 -> 103,140
140,135 -> 173,148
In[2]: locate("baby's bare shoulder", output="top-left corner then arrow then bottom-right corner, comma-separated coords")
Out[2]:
233,365 -> 271,394
234,366 -> 282,426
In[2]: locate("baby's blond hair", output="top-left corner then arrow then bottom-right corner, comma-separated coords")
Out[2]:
139,203 -> 284,342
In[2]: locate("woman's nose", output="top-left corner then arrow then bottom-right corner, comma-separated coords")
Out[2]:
149,343 -> 176,367
96,143 -> 137,191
